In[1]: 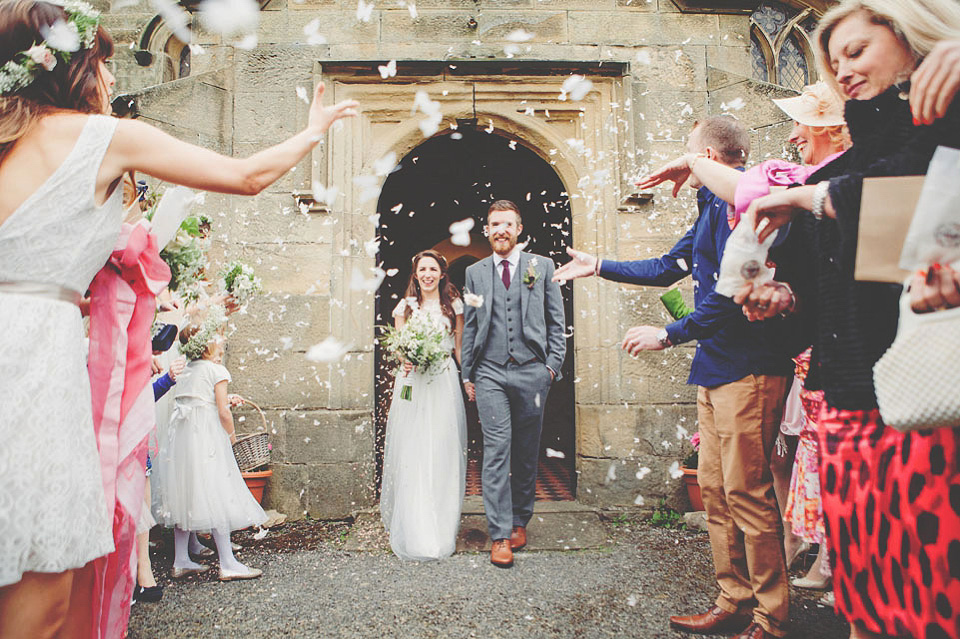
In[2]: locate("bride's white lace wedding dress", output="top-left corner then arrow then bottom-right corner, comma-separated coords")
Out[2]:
380,298 -> 467,561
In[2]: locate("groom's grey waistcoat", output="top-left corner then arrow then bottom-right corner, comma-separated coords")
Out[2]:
483,268 -> 537,365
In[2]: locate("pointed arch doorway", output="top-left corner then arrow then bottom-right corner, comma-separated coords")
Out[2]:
374,127 -> 576,501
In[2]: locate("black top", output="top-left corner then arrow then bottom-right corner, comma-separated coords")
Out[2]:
778,83 -> 960,410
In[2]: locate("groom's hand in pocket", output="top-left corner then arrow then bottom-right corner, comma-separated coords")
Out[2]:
463,381 -> 476,402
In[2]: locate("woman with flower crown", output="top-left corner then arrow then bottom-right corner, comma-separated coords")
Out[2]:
379,250 -> 468,561
0,0 -> 358,636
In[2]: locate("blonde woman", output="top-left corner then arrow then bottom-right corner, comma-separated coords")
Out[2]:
736,1 -> 960,638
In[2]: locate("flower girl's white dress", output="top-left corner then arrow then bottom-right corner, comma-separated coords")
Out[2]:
156,360 -> 266,532
380,298 -> 467,561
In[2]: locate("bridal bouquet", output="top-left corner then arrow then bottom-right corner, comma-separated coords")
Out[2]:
218,260 -> 262,305
380,305 -> 451,400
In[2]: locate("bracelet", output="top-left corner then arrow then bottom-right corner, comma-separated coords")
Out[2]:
811,181 -> 829,220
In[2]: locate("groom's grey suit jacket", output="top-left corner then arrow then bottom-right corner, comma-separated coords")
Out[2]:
461,251 -> 566,383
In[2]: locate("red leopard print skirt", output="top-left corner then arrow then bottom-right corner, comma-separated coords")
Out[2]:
818,405 -> 960,639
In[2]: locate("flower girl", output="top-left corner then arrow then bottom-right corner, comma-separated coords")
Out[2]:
156,309 -> 266,580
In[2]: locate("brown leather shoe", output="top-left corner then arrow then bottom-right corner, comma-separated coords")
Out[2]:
490,539 -> 513,568
732,622 -> 775,639
669,606 -> 753,634
510,526 -> 527,550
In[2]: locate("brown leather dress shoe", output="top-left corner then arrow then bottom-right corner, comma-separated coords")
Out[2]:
510,526 -> 527,550
732,622 -> 775,639
669,606 -> 753,634
490,539 -> 513,568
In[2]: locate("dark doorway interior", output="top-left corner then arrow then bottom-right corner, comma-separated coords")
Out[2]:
374,127 -> 576,499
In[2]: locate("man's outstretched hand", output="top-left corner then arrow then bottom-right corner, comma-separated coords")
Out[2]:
553,247 -> 598,282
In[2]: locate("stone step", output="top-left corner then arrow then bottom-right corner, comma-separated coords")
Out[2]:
345,500 -> 608,553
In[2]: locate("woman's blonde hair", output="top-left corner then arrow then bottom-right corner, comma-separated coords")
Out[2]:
814,0 -> 960,95
809,123 -> 852,153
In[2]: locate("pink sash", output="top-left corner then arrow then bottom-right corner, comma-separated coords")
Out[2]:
87,223 -> 170,639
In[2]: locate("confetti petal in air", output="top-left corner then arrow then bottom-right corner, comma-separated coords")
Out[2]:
42,20 -> 80,52
364,237 -> 380,258
406,2 -> 417,19
353,175 -> 381,204
545,448 -> 565,459
295,86 -> 310,105
721,97 -> 746,111
199,0 -> 260,39
149,0 -> 193,45
448,217 -> 474,246
463,292 -> 484,308
668,460 -> 683,480
560,74 -> 592,101
373,152 -> 398,177
252,527 -> 268,540
378,59 -> 397,79
311,182 -> 339,206
505,28 -> 535,43
605,463 -> 617,483
350,267 -> 386,292
234,33 -> 257,50
356,0 -> 373,22
305,336 -> 351,363
635,466 -> 650,480
303,18 -> 327,45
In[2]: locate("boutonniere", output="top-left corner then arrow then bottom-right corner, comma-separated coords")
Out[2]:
522,258 -> 540,289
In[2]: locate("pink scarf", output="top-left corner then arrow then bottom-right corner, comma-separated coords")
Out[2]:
729,151 -> 845,228
87,223 -> 170,639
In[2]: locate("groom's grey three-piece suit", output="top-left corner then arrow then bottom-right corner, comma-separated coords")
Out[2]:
461,250 -> 566,541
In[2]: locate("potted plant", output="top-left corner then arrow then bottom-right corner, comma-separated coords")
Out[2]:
682,432 -> 703,511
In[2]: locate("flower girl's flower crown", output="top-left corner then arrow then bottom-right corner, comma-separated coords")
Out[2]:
0,0 -> 101,97
179,305 -> 228,360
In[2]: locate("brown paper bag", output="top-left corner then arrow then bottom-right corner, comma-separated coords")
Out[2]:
855,176 -> 925,283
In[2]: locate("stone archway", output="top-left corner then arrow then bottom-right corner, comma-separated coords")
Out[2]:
372,127 -> 577,498
303,62 -> 632,506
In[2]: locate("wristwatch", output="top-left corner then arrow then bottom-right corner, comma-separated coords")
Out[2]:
657,328 -> 672,348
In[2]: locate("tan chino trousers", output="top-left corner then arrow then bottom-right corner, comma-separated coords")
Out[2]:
697,374 -> 790,637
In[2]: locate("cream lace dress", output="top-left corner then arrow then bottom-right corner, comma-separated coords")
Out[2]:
0,116 -> 121,586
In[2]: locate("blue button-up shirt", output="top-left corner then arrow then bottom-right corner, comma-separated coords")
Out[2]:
599,185 -> 794,387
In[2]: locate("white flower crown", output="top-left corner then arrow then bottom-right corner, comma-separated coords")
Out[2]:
179,305 -> 228,360
0,0 -> 101,97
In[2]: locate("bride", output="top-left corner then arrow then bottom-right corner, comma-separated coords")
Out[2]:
380,250 -> 467,561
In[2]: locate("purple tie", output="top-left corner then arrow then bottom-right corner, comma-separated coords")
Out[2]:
501,260 -> 511,290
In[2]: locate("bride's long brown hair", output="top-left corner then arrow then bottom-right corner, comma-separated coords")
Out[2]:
402,250 -> 461,327
0,0 -> 115,163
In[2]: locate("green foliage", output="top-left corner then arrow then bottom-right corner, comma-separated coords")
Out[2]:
649,500 -> 684,529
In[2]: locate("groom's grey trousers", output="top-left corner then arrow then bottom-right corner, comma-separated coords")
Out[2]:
474,357 -> 553,541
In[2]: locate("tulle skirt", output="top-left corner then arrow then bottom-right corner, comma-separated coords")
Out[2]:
380,359 -> 467,561
155,400 -> 266,533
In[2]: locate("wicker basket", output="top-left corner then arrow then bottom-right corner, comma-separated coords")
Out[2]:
232,399 -> 270,472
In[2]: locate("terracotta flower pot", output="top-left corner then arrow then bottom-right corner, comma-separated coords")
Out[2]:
682,467 -> 704,512
241,468 -> 272,504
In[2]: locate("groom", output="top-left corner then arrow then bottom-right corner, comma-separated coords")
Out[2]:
461,199 -> 566,568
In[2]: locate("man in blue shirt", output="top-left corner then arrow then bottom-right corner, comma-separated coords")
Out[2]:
555,116 -> 793,639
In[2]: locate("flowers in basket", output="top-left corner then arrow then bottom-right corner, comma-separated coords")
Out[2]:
379,303 -> 451,400
218,260 -> 262,306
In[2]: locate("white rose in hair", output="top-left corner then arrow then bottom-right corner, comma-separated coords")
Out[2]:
26,44 -> 56,71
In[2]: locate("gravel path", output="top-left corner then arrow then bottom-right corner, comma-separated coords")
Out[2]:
128,520 -> 848,638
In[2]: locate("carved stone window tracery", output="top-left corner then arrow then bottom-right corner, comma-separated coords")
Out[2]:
749,1 -> 819,91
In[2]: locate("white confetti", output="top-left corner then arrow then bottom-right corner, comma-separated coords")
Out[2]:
721,97 -> 746,111
463,292 -> 484,308
505,28 -> 535,43
560,74 -> 592,101
605,463 -> 617,483
356,0 -> 373,22
364,237 -> 380,258
350,267 -> 386,291
149,0 -> 192,46
635,467 -> 651,480
353,175 -> 381,203
634,494 -> 645,506
42,20 -> 80,53
311,182 -> 339,206
378,59 -> 397,79
373,152 -> 397,177
545,448 -> 565,459
252,527 -> 268,540
295,86 -> 310,105
199,0 -> 259,39
627,594 -> 638,607
668,460 -> 683,480
303,18 -> 327,45
448,217 -> 474,246
305,337 -> 350,363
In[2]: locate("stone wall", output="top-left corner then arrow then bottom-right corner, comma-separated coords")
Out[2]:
102,0 -> 808,518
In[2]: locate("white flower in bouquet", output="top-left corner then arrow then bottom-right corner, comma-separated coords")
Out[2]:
380,307 -> 451,398
218,260 -> 262,305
